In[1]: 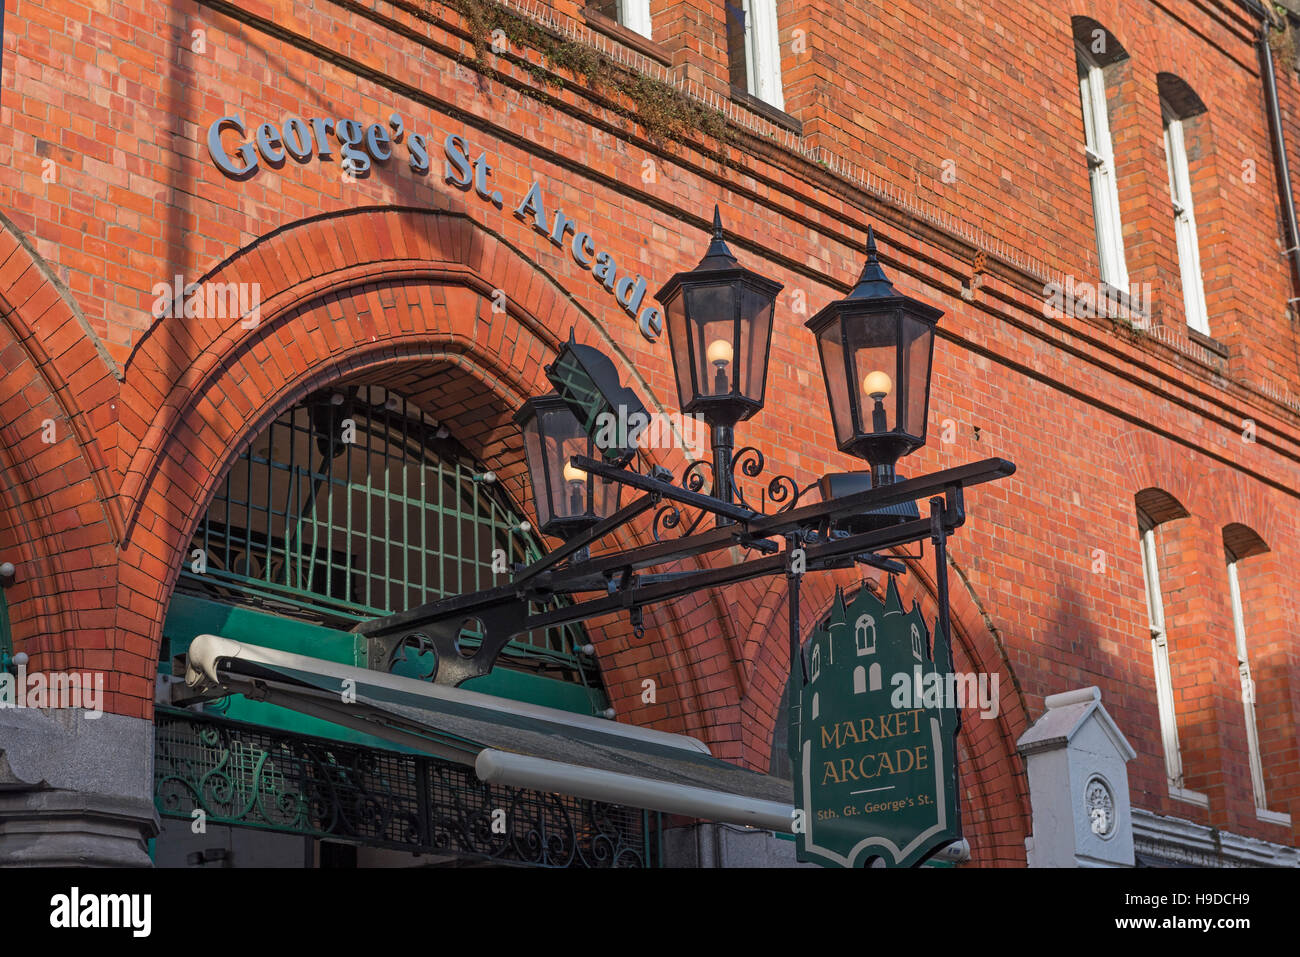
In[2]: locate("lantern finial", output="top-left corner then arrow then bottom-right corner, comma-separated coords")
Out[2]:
850,224 -> 895,298
697,206 -> 739,269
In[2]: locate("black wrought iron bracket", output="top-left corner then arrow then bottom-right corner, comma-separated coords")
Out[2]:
357,457 -> 1014,686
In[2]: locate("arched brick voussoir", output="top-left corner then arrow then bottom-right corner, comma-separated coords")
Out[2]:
1061,0 -> 1204,78
1112,428 -> 1292,543
135,332 -> 556,617
0,212 -> 121,662
1200,467 -> 1291,551
1111,429 -> 1207,516
114,205 -> 731,729
119,206 -> 602,544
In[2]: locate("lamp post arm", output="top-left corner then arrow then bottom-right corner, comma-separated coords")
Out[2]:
570,454 -> 757,523
511,492 -> 659,588
359,459 -> 1012,687
524,513 -> 941,633
560,456 -> 1013,582
361,459 -> 1009,640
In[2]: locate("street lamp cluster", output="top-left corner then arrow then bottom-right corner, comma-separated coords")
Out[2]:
363,207 -> 1011,693
515,208 -> 941,540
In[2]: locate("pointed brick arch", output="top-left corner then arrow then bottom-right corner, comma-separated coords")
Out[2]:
110,206 -> 724,735
0,212 -> 121,678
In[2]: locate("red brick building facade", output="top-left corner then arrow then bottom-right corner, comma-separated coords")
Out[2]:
1,0 -> 1298,866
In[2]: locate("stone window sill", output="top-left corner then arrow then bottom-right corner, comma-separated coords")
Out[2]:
583,8 -> 671,67
1256,806 -> 1292,827
1168,785 -> 1209,808
729,86 -> 802,134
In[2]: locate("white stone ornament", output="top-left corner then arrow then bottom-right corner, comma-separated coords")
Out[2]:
1086,775 -> 1116,838
1017,686 -> 1136,867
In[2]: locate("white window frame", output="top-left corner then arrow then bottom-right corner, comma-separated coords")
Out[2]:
1138,516 -> 1205,805
737,0 -> 785,110
619,0 -> 652,40
1077,43 -> 1128,289
1226,553 -> 1277,817
1163,106 -> 1211,335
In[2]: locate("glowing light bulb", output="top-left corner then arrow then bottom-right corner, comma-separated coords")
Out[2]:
707,339 -> 733,366
862,370 -> 892,399
563,461 -> 587,483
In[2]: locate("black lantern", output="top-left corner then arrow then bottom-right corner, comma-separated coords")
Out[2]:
806,226 -> 941,487
654,206 -> 783,427
545,330 -> 649,467
514,394 -> 621,540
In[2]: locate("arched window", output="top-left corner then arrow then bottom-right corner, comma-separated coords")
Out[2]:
1158,74 -> 1211,335
1134,488 -> 1201,804
854,614 -> 876,656
1222,523 -> 1277,817
1073,18 -> 1130,288
175,385 -> 603,694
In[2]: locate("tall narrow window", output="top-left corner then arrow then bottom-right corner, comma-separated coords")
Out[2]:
1076,40 -> 1128,288
1221,524 -> 1285,822
587,0 -> 652,38
1160,85 -> 1210,335
1138,511 -> 1183,790
725,0 -> 785,109
1225,548 -> 1267,808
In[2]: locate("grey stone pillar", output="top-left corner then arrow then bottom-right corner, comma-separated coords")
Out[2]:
1016,686 -> 1136,867
0,708 -> 158,867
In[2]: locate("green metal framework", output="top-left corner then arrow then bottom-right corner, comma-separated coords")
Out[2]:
176,385 -> 601,688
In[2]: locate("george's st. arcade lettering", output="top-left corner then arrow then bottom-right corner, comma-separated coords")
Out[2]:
207,113 -> 663,342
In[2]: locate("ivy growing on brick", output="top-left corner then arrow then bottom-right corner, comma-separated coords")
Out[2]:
423,0 -> 733,159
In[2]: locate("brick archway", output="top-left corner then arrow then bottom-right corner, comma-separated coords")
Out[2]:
110,206 -> 722,736
0,212 -> 121,675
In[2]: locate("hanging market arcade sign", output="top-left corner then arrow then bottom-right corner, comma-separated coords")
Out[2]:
789,578 -> 961,868
206,113 -> 665,342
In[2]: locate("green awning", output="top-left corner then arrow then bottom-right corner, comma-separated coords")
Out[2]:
181,634 -> 795,832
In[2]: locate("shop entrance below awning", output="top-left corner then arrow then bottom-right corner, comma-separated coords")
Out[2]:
177,634 -> 795,833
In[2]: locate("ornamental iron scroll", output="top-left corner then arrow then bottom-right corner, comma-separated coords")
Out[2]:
154,709 -> 657,868
649,451 -> 819,542
359,458 -> 1016,686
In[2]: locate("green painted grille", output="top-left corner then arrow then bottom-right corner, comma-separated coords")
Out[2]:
178,385 -> 598,684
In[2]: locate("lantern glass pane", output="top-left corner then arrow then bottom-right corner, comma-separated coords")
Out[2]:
684,282 -> 739,400
901,315 -> 933,439
664,292 -> 695,412
739,284 -> 774,403
845,308 -> 900,435
815,320 -> 854,446
521,415 -> 553,530
592,473 -> 620,517
549,415 -> 590,522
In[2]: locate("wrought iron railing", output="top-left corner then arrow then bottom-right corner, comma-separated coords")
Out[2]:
154,708 -> 660,868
